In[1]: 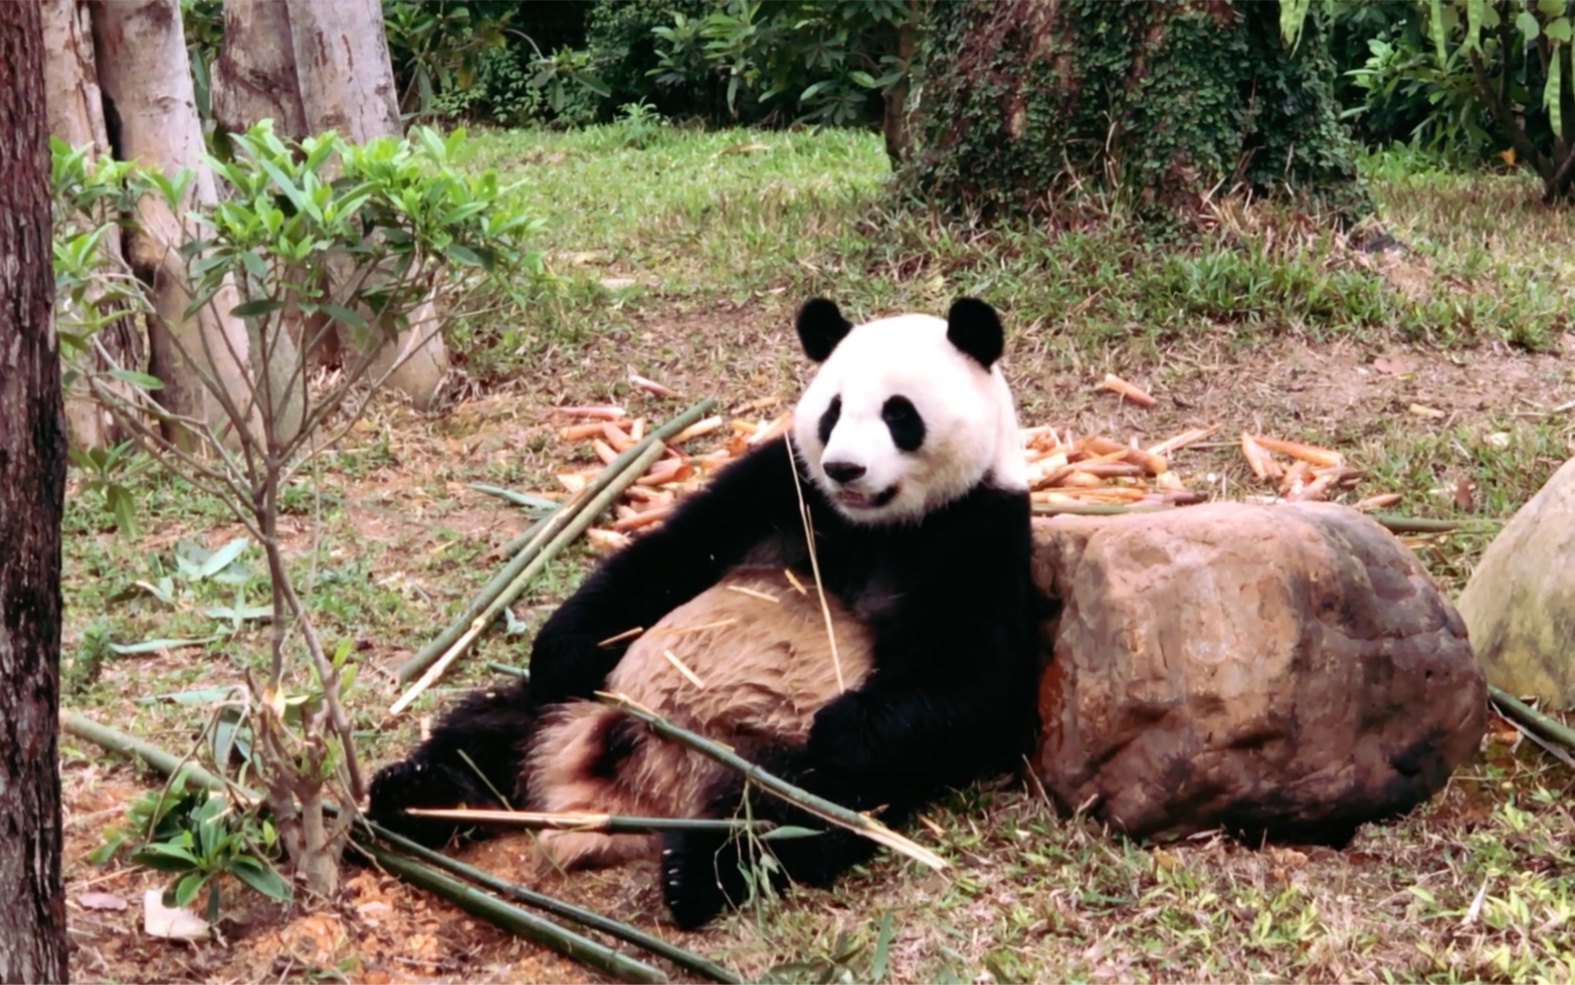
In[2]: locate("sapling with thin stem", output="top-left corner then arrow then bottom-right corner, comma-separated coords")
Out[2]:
51,121 -> 545,897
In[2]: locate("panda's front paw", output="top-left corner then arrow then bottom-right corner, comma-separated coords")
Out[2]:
806,692 -> 877,776
659,831 -> 748,931
366,757 -> 481,847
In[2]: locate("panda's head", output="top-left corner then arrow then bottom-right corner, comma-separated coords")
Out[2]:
790,296 -> 1026,526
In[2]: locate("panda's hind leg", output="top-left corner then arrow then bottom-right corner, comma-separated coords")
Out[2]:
528,704 -> 665,871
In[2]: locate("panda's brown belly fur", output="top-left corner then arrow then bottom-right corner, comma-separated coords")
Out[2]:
524,568 -> 875,870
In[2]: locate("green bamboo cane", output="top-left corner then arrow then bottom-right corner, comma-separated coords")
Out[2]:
363,821 -> 742,985
363,846 -> 667,984
397,397 -> 716,685
402,806 -> 778,835
389,438 -> 666,715
1489,684 -> 1575,750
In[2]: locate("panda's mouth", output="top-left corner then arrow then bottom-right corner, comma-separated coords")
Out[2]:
835,484 -> 900,510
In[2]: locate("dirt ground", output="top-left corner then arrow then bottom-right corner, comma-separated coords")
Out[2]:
59,315 -> 1575,984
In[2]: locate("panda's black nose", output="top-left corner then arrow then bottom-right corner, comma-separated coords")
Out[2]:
822,461 -> 866,485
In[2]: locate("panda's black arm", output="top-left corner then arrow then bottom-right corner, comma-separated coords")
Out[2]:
528,435 -> 806,705
807,496 -> 1040,798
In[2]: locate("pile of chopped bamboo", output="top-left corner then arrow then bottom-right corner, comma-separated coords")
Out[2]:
549,403 -> 792,553
540,406 -> 1417,541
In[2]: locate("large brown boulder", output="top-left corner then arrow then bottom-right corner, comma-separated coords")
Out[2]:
1456,456 -> 1575,707
1032,501 -> 1485,846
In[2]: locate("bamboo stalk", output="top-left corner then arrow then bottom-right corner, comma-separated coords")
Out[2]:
484,661 -> 530,679
397,399 -> 717,685
1489,685 -> 1575,750
594,691 -> 948,872
403,807 -> 775,835
61,710 -> 234,796
63,711 -> 733,983
1030,501 -> 1501,538
364,846 -> 668,985
390,441 -> 667,715
364,822 -> 742,985
1032,502 -> 1180,516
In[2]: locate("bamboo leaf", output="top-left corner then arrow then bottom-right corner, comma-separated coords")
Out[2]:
197,537 -> 249,579
230,298 -> 283,318
108,369 -> 164,391
107,635 -> 222,656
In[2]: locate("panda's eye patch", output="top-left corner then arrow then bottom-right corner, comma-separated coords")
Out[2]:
882,396 -> 925,452
817,395 -> 842,445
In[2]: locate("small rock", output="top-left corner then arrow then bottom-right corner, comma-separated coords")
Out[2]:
1457,456 -> 1575,706
1032,501 -> 1485,846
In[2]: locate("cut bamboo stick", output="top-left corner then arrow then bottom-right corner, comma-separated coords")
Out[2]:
1099,373 -> 1157,408
365,823 -> 743,984
366,847 -> 667,984
401,807 -> 769,834
558,405 -> 628,421
1147,425 -> 1221,457
1251,435 -> 1344,468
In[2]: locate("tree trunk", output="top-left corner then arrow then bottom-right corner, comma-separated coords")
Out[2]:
905,0 -> 1370,225
90,0 -> 301,447
881,0 -> 918,167
210,0 -> 306,142
287,0 -> 449,410
0,3 -> 70,981
41,0 -> 141,451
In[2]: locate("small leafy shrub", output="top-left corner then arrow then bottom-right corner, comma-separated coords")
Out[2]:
93,771 -> 290,921
649,0 -> 914,128
52,121 -> 546,898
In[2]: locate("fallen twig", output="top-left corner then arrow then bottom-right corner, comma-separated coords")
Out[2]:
595,691 -> 948,872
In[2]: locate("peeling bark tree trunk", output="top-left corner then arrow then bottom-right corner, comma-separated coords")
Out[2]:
287,0 -> 449,409
210,0 -> 306,142
905,0 -> 1369,225
0,3 -> 70,981
91,0 -> 300,447
41,0 -> 141,451
209,0 -> 334,377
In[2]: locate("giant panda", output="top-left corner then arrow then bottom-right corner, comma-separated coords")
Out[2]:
368,295 -> 1039,929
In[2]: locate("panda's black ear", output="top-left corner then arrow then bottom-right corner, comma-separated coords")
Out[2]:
796,297 -> 853,363
946,297 -> 1004,367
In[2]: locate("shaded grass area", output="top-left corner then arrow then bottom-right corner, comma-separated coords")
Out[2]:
59,121 -> 1575,983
